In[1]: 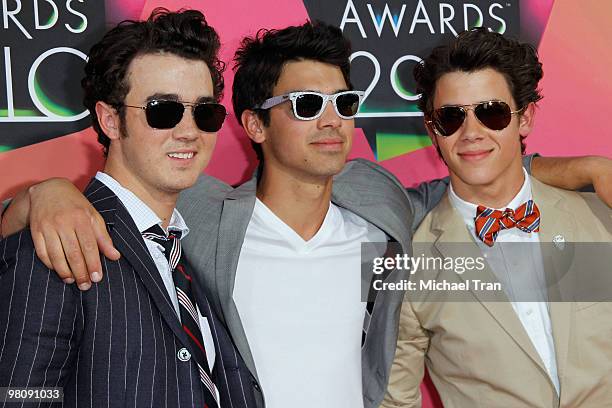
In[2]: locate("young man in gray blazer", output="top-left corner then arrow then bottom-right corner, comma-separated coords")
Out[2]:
2,21 -> 611,408
0,9 -> 258,408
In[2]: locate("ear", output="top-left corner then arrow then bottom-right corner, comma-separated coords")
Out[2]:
241,109 -> 266,143
95,101 -> 121,141
518,102 -> 536,137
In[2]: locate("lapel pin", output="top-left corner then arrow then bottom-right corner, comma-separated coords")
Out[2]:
552,234 -> 565,251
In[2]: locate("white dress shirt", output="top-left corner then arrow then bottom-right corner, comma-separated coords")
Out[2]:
448,169 -> 560,394
95,172 -> 216,372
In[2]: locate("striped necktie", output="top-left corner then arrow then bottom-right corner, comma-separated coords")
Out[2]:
142,225 -> 219,408
474,200 -> 541,247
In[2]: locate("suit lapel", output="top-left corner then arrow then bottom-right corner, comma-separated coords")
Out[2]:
429,194 -> 552,377
215,177 -> 259,379
85,179 -> 204,367
531,179 -> 576,390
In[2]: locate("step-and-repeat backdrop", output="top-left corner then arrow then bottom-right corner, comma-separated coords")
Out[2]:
1,0 -> 611,403
2,0 -> 611,200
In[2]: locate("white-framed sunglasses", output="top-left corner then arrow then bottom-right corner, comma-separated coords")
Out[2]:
254,90 -> 365,120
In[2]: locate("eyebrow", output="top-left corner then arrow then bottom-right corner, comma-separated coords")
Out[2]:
146,93 -> 216,103
196,96 -> 216,104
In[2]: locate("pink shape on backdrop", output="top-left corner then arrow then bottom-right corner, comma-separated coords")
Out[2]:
0,128 -> 104,200
382,146 -> 449,188
528,1 -> 612,158
520,0 -> 554,43
105,0 -> 147,23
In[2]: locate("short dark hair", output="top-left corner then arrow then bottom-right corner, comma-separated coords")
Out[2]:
82,8 -> 225,155
414,27 -> 543,153
232,21 -> 352,161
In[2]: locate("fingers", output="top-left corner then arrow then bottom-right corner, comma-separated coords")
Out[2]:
33,228 -> 75,284
92,213 -> 120,261
75,219 -> 104,284
32,208 -> 97,290
58,229 -> 91,291
26,178 -> 113,291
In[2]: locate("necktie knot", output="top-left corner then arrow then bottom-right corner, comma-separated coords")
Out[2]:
474,200 -> 541,246
142,225 -> 182,271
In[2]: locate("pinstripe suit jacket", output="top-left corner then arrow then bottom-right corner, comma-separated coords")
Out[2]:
0,179 -> 258,407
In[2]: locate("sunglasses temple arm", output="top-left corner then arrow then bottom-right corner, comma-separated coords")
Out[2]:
257,94 -> 290,110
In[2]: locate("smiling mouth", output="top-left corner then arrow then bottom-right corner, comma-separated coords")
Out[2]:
167,152 -> 195,159
458,149 -> 493,161
310,138 -> 344,147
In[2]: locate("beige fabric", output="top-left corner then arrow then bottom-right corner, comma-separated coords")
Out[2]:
382,179 -> 612,408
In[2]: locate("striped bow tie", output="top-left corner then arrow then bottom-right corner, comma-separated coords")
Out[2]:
474,200 -> 541,246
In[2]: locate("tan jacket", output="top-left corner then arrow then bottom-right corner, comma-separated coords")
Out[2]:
382,179 -> 612,408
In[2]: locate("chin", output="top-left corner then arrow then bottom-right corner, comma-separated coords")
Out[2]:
317,162 -> 346,177
164,176 -> 199,193
454,171 -> 498,188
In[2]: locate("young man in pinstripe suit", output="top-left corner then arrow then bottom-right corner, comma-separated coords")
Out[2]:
0,9 -> 259,407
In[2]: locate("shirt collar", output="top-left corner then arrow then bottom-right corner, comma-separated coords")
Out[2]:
448,167 -> 532,228
95,172 -> 189,238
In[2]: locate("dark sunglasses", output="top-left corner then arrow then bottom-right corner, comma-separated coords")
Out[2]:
123,100 -> 227,132
427,100 -> 525,137
254,91 -> 365,120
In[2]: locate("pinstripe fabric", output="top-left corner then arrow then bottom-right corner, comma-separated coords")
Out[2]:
0,179 -> 258,408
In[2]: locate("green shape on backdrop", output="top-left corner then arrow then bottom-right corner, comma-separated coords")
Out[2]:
0,109 -> 38,117
0,146 -> 12,153
359,103 -> 421,113
376,133 -> 432,161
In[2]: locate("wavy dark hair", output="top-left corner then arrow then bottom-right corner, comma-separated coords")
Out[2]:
232,21 -> 352,161
82,8 -> 225,155
414,27 -> 543,153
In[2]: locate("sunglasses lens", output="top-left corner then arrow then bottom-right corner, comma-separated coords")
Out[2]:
475,101 -> 512,130
335,93 -> 361,118
295,93 -> 324,119
433,107 -> 465,136
145,100 -> 184,129
194,103 -> 227,132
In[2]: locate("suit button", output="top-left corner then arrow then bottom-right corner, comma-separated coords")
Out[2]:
177,348 -> 191,362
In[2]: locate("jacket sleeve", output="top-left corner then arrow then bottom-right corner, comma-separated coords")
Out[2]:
380,294 -> 429,408
0,230 -> 83,391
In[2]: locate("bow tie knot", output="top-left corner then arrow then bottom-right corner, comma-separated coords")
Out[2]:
474,200 -> 541,246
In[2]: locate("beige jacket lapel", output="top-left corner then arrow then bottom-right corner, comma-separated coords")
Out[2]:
428,194 -> 554,381
531,178 -> 578,392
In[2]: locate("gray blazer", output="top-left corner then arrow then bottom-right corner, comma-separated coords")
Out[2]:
176,158 -> 449,408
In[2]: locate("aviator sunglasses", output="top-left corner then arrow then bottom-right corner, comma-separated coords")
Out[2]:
254,90 -> 365,120
427,100 -> 526,137
123,100 -> 227,132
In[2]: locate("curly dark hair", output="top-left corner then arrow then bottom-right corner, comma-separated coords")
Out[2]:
82,8 -> 225,155
232,21 -> 352,161
414,27 -> 543,153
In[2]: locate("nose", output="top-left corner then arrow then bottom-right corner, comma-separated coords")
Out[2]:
172,106 -> 200,141
459,109 -> 485,142
316,99 -> 342,129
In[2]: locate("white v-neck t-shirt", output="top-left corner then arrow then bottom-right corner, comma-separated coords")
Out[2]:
232,199 -> 386,408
